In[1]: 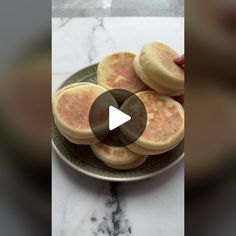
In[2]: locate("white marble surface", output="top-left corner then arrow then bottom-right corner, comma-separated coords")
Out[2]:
52,17 -> 184,236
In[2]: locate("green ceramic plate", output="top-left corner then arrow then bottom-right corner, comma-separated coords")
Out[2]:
52,64 -> 184,182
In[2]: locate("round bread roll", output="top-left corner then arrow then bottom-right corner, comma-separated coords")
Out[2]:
52,82 -> 92,105
104,156 -> 147,170
97,52 -> 148,101
91,141 -> 147,167
133,55 -> 183,96
140,42 -> 184,90
53,82 -> 116,139
120,91 -> 184,151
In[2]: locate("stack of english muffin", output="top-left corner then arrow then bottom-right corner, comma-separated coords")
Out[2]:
119,91 -> 184,155
134,42 -> 184,96
52,42 -> 184,170
53,82 -> 117,145
91,133 -> 148,170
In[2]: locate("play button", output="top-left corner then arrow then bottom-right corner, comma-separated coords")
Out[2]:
109,106 -> 131,131
89,89 -> 147,147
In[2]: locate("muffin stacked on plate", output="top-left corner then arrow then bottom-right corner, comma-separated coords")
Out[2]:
120,91 -> 184,155
134,42 -> 184,96
97,52 -> 148,102
53,41 -> 184,170
53,82 -> 117,145
91,132 -> 148,170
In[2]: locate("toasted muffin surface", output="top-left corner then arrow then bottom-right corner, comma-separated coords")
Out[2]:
97,52 -> 147,93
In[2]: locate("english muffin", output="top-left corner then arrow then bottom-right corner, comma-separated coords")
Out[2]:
140,42 -> 184,90
97,52 -> 148,101
52,82 -> 92,105
91,139 -> 147,168
120,91 -> 184,151
133,55 -> 183,96
53,82 -> 117,142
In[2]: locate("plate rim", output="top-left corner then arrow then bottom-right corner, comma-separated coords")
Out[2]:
52,140 -> 184,182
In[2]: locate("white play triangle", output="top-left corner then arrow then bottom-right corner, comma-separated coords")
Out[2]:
109,106 -> 131,131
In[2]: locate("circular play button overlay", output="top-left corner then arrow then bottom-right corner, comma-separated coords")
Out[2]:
89,89 -> 147,147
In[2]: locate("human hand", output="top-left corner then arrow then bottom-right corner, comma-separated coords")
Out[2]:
174,54 -> 184,66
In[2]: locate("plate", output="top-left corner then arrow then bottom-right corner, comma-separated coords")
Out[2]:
52,64 -> 184,182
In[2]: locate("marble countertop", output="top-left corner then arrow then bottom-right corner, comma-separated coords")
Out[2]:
52,17 -> 184,236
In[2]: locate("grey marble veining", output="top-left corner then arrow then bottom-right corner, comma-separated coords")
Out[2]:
53,151 -> 183,236
91,183 -> 132,236
87,18 -> 104,64
52,154 -> 132,236
52,0 -> 184,17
